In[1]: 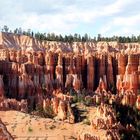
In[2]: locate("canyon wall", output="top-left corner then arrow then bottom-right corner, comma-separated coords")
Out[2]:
0,32 -> 139,112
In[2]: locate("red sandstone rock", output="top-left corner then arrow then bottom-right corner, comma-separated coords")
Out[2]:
107,55 -> 114,88
87,55 -> 95,90
55,54 -> 63,88
95,77 -> 107,93
117,54 -> 127,75
73,74 -> 81,91
99,55 -> 106,77
0,33 -> 139,125
136,95 -> 140,110
57,100 -> 67,120
0,75 -> 4,98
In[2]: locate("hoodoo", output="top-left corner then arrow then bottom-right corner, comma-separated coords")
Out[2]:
0,32 -> 139,106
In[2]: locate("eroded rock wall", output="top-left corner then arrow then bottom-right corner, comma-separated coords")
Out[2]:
0,32 -> 139,113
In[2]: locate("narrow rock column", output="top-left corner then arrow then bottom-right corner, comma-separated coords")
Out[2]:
87,55 -> 95,91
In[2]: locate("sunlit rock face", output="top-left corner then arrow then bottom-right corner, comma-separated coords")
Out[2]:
87,55 -> 95,91
107,55 -> 114,88
136,95 -> 140,110
116,53 -> 139,99
91,104 -> 120,130
55,54 -> 63,88
78,104 -> 121,140
0,32 -> 139,116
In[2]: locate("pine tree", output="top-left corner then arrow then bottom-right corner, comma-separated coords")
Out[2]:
97,34 -> 101,41
3,25 -> 9,32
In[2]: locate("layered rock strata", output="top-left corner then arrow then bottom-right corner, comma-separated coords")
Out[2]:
0,32 -> 139,117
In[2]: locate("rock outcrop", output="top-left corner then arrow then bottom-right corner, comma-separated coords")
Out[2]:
0,32 -> 139,122
0,119 -> 14,140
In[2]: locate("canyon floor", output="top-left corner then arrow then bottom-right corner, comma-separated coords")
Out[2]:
0,104 -> 106,140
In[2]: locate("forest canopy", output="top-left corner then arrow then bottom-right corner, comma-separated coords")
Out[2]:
1,25 -> 140,43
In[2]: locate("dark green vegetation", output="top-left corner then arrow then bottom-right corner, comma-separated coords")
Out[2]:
69,88 -> 93,106
71,89 -> 140,140
1,25 -> 140,43
28,126 -> 33,132
72,94 -> 93,106
71,102 -> 88,123
112,103 -> 140,140
35,105 -> 55,119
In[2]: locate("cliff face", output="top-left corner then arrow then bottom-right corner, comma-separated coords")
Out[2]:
1,32 -> 140,53
0,32 -> 140,113
0,32 -> 44,51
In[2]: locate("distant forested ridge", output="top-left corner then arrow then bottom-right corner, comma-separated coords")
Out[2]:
1,25 -> 140,43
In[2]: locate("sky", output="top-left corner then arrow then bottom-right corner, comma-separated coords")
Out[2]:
0,0 -> 140,37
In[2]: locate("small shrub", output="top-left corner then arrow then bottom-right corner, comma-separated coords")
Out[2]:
84,98 -> 92,106
28,126 -> 33,132
78,94 -> 85,103
72,95 -> 78,103
36,105 -> 55,119
44,105 -> 56,118
96,101 -> 100,106
49,125 -> 56,129
69,88 -> 77,96
83,118 -> 91,125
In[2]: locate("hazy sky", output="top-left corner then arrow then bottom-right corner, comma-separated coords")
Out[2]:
0,0 -> 140,36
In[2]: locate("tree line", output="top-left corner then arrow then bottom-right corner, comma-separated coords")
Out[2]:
1,25 -> 140,43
